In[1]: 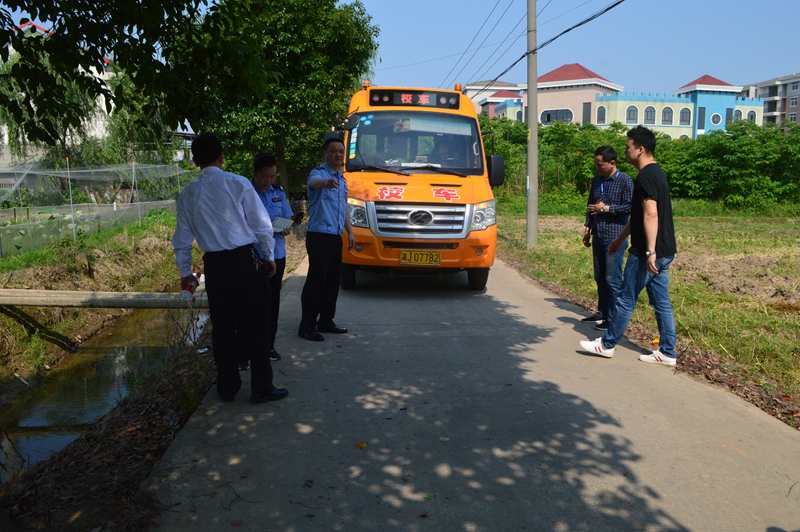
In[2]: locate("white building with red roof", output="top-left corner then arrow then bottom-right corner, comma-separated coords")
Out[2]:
464,64 -> 763,139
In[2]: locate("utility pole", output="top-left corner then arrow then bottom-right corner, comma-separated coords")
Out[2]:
526,0 -> 538,246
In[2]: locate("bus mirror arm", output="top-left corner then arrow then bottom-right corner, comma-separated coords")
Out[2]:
481,130 -> 496,154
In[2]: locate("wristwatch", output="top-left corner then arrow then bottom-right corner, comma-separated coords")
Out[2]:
645,251 -> 656,257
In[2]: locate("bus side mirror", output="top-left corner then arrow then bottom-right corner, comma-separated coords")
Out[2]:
343,114 -> 360,131
487,155 -> 504,187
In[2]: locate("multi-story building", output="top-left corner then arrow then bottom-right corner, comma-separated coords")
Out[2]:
741,72 -> 800,126
464,64 -> 763,139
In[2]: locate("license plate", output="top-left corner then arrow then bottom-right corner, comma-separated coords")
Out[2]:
399,250 -> 441,265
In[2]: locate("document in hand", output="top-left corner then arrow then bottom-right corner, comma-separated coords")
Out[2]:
272,217 -> 294,231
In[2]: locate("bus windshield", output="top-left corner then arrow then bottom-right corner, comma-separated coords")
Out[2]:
346,111 -> 484,176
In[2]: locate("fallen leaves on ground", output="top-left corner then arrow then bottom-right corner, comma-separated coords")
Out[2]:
0,353 -> 216,531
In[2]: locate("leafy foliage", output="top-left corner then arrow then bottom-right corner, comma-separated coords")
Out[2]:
187,0 -> 379,190
484,116 -> 800,211
0,0 -> 279,146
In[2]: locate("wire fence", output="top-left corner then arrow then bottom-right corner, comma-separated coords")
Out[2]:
0,162 -> 195,258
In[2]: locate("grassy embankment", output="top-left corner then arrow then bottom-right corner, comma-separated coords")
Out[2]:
0,209 -> 195,388
495,195 -> 800,393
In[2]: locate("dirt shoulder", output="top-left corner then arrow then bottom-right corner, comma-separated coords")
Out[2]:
0,223 -> 185,404
0,227 -> 309,532
2,219 -> 798,531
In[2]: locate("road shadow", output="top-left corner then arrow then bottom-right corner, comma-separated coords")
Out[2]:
140,268 -> 707,531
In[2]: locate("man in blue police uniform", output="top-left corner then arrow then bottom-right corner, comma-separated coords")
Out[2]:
253,152 -> 294,360
298,137 -> 355,341
238,152 -> 294,370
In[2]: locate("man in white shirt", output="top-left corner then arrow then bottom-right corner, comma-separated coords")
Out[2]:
172,133 -> 288,403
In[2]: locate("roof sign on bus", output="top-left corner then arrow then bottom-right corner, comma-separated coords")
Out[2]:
369,90 -> 460,110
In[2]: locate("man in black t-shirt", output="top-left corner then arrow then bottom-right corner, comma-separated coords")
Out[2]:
580,126 -> 678,367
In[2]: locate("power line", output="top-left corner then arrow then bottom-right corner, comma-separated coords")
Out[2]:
374,0 -> 577,75
472,28 -> 526,88
437,0 -> 502,88
442,0 -> 516,90
470,0 -> 601,89
466,13 -> 526,86
377,34 -> 521,72
470,0 -> 608,87
471,0 -> 627,99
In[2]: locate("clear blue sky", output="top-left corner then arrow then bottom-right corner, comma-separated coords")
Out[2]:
357,0 -> 798,94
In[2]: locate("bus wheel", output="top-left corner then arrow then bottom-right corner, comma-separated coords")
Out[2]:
341,263 -> 356,290
467,268 -> 489,290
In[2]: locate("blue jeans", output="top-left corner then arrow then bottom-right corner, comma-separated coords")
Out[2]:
592,236 -> 627,323
602,252 -> 677,358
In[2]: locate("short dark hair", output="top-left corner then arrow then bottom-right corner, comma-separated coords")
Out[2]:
594,145 -> 617,162
627,125 -> 657,155
253,151 -> 277,174
191,133 -> 223,166
323,137 -> 345,152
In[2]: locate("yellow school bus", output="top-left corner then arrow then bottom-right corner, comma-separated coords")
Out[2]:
340,82 -> 504,290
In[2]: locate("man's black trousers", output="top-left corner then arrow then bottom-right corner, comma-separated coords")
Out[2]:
204,245 -> 273,398
299,231 -> 342,333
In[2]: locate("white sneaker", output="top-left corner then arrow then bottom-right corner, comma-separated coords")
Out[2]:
638,350 -> 676,366
579,338 -> 614,358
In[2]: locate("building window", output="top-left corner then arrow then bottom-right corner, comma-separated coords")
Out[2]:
710,113 -> 722,126
747,111 -> 756,122
662,107 -> 673,125
679,108 -> 691,125
734,110 -> 742,121
644,106 -> 656,124
516,110 -> 523,121
597,106 -> 606,124
791,113 -> 797,123
791,97 -> 798,107
626,105 -> 638,124
791,82 -> 799,92
540,109 -> 573,125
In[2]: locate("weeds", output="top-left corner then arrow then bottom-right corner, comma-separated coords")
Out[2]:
497,208 -> 800,392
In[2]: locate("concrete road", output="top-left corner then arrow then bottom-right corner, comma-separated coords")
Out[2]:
142,258 -> 800,531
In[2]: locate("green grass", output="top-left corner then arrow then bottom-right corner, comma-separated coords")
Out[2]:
496,192 -> 800,219
496,208 -> 800,393
0,209 -> 178,274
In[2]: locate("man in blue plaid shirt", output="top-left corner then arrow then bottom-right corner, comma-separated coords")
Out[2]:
582,146 -> 633,331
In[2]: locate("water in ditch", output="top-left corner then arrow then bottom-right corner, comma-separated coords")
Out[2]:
0,308 -> 208,484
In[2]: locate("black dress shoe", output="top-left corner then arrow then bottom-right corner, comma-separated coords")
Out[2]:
251,388 -> 289,403
238,361 -> 250,371
269,349 -> 281,361
219,394 -> 236,403
581,312 -> 603,322
298,330 -> 325,341
317,324 -> 347,334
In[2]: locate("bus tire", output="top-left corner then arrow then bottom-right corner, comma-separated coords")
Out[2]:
341,263 -> 356,290
467,268 -> 489,290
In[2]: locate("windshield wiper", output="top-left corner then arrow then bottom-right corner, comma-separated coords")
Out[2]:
410,165 -> 467,178
351,164 -> 409,176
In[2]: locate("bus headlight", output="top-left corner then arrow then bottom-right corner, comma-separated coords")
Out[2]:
348,197 -> 369,228
471,200 -> 496,231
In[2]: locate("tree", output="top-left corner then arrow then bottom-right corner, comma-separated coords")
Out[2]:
0,50 -> 99,160
0,0 -> 278,147
187,0 -> 379,190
